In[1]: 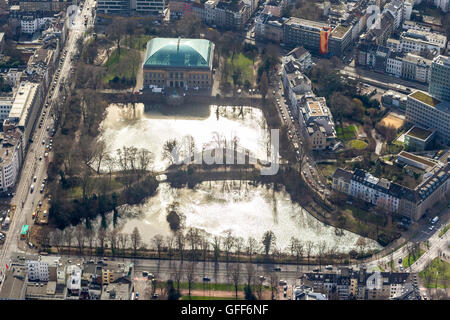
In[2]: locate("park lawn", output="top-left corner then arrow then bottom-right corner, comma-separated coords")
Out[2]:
318,164 -> 337,180
418,258 -> 450,289
439,224 -> 450,238
349,139 -> 367,150
102,47 -> 140,84
181,296 -> 239,300
402,249 -> 425,268
336,125 -> 356,141
121,34 -> 154,51
226,53 -> 254,86
66,186 -> 82,198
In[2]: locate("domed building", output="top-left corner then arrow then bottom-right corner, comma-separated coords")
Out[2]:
143,37 -> 215,89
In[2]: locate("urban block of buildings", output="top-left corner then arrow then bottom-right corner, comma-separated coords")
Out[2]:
332,155 -> 450,221
0,253 -> 134,300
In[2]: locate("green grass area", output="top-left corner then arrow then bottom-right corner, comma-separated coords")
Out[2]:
418,258 -> 450,289
181,296 -> 239,300
318,164 -> 337,180
226,53 -> 254,86
389,260 -> 396,272
410,91 -> 441,107
65,177 -> 124,199
121,34 -> 154,51
403,249 -> 425,268
67,186 -> 82,198
439,225 -> 450,238
349,139 -> 368,150
102,47 -> 141,84
345,205 -> 385,226
336,125 -> 356,141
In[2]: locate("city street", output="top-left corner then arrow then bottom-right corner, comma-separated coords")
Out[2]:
0,0 -> 97,289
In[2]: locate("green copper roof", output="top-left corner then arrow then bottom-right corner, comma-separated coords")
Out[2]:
144,38 -> 212,69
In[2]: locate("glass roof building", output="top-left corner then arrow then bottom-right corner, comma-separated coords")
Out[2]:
143,37 -> 215,89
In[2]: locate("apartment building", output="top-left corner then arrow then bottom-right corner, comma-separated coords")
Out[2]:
284,46 -> 312,71
400,30 -> 447,55
4,82 -> 43,151
401,53 -> 432,83
282,60 -> 312,115
406,90 -> 450,145
382,0 -> 404,31
0,129 -> 24,191
301,95 -> 336,150
0,98 -> 13,122
332,160 -> 450,221
254,13 -> 284,43
428,55 -> 450,102
283,17 -> 351,57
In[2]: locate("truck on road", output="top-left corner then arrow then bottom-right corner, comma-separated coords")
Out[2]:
431,216 -> 439,224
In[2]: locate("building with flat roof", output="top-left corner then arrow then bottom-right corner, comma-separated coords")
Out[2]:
397,151 -> 437,170
406,90 -> 450,145
404,126 -> 435,151
400,30 -> 447,54
429,55 -> 450,102
143,37 -> 214,89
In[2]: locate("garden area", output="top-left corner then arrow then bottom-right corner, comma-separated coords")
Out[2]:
349,139 -> 368,150
102,47 -> 141,87
336,125 -> 357,141
403,249 -> 425,268
224,52 -> 255,88
419,258 -> 450,289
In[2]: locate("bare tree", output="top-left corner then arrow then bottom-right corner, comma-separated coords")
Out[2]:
186,262 -> 196,297
223,231 -> 235,263
176,231 -> 185,261
235,237 -> 244,262
51,229 -> 64,253
186,228 -> 201,261
246,236 -> 258,262
118,232 -> 129,259
245,263 -> 256,289
103,152 -> 116,180
131,227 -> 142,258
63,227 -> 74,256
107,228 -> 119,257
138,148 -> 153,172
97,226 -> 107,255
230,264 -> 241,300
174,262 -> 184,292
305,241 -> 313,265
152,234 -> 165,259
74,224 -> 86,255
200,235 -> 209,261
317,241 -> 327,271
212,235 -> 221,262
86,227 -> 95,258
166,235 -> 176,260
269,270 -> 279,300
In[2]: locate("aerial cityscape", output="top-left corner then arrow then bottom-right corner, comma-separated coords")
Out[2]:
0,0 -> 448,303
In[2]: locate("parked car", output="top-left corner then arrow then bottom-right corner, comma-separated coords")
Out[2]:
203,277 -> 211,282
273,267 -> 281,272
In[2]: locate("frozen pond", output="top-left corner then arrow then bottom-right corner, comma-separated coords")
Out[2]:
98,103 -> 381,253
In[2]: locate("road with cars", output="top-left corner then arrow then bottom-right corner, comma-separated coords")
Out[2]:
0,0 -> 96,289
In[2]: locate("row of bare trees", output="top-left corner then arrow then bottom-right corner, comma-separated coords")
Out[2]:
48,225 -> 144,258
46,223 -> 370,266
